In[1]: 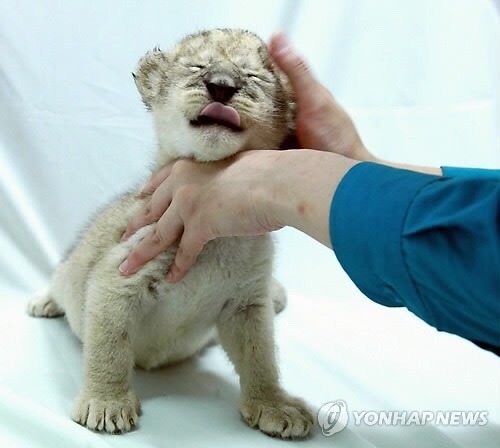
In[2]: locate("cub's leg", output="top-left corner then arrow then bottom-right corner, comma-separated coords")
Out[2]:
72,272 -> 145,434
217,295 -> 313,439
27,292 -> 64,318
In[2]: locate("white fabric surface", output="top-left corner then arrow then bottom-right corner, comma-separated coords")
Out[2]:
0,1 -> 499,447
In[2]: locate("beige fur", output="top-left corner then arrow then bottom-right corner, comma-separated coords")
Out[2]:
27,29 -> 312,439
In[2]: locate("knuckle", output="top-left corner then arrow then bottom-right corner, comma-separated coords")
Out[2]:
150,198 -> 169,221
176,184 -> 195,204
146,208 -> 161,222
150,229 -> 165,246
171,159 -> 191,177
152,166 -> 169,184
293,56 -> 309,74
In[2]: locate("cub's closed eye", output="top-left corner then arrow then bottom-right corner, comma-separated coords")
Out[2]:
246,72 -> 269,83
190,65 -> 206,71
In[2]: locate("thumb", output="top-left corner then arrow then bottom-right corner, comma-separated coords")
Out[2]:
269,32 -> 318,99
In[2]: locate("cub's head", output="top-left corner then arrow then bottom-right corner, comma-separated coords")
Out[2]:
133,29 -> 294,164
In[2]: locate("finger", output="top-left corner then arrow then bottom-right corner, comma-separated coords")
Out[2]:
140,163 -> 175,196
124,181 -> 173,240
148,179 -> 174,220
269,32 -> 318,99
119,206 -> 183,275
166,229 -> 207,283
122,213 -> 153,241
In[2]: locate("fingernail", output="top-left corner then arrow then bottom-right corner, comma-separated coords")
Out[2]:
166,271 -> 175,283
274,33 -> 291,56
121,233 -> 128,242
119,260 -> 129,274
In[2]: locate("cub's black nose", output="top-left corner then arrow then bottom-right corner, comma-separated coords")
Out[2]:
204,80 -> 240,103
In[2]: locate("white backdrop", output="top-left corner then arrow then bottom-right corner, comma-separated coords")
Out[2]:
0,1 -> 499,447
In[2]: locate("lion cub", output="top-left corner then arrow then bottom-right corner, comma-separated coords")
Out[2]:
28,29 -> 312,439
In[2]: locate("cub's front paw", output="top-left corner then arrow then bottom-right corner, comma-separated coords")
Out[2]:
72,389 -> 142,434
27,294 -> 64,318
240,394 -> 313,439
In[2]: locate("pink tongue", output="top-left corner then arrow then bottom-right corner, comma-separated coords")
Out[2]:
200,102 -> 241,128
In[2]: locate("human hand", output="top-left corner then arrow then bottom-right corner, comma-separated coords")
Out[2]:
119,151 -> 284,282
120,149 -> 358,282
269,33 -> 371,161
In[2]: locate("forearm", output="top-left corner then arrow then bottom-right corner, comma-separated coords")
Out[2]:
360,148 -> 443,175
374,158 -> 442,175
258,150 -> 360,248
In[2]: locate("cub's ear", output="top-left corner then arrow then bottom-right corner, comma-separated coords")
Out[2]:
132,48 -> 170,110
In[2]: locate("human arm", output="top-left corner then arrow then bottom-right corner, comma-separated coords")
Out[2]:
122,34 -> 472,280
119,149 -> 359,281
331,162 -> 500,350
121,151 -> 499,353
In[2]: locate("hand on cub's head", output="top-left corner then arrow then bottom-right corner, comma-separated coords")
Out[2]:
269,32 -> 369,161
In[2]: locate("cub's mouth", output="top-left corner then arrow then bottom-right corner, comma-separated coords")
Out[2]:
190,102 -> 243,132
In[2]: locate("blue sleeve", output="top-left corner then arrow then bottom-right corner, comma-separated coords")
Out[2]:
330,162 -> 500,349
441,166 -> 500,179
